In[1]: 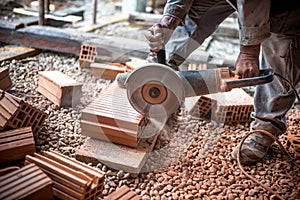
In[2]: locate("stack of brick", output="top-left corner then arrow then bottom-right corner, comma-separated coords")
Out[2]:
0,127 -> 35,164
105,185 -> 141,200
0,163 -> 54,200
81,82 -> 143,147
0,67 -> 13,91
25,150 -> 105,200
0,90 -> 47,136
37,71 -> 83,107
185,88 -> 254,123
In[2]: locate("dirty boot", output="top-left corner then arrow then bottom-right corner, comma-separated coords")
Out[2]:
231,132 -> 276,165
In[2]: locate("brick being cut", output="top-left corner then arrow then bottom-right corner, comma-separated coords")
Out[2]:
81,82 -> 144,147
37,71 -> 82,107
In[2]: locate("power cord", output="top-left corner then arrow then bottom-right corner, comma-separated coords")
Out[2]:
237,73 -> 300,200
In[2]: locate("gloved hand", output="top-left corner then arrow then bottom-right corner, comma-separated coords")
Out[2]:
145,16 -> 181,53
235,44 -> 260,78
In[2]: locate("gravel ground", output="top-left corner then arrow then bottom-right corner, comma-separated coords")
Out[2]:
1,50 -> 300,200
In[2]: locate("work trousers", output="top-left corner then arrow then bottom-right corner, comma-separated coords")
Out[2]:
165,0 -> 235,68
165,0 -> 300,136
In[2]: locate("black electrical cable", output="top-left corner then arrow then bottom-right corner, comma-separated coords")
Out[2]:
237,72 -> 300,200
274,72 -> 300,103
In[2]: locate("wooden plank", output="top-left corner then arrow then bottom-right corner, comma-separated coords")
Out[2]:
13,8 -> 83,24
0,45 -> 40,62
77,13 -> 129,32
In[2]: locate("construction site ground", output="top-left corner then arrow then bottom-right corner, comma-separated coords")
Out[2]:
0,0 -> 300,199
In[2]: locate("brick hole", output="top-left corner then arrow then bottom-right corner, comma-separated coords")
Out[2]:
17,111 -> 26,120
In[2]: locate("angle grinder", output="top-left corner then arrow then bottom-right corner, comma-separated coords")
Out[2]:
116,51 -> 274,121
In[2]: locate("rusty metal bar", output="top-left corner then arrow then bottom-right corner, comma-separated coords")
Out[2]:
92,0 -> 97,24
39,0 -> 45,25
45,0 -> 50,13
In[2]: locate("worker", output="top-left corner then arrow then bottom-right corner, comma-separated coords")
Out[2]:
145,0 -> 300,164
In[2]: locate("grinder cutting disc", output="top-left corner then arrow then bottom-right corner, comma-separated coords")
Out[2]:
126,63 -> 184,120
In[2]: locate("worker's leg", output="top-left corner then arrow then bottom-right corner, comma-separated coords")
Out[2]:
165,0 -> 235,68
232,33 -> 300,164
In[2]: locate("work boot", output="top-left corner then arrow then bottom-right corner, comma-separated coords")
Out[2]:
231,132 -> 275,165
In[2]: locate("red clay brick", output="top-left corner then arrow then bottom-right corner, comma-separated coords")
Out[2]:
37,71 -> 82,107
81,82 -> 143,147
25,150 -> 105,200
0,127 -> 35,164
125,60 -> 147,72
5,92 -> 48,136
105,185 -> 141,200
186,88 -> 254,123
0,90 -> 19,130
79,44 -> 98,67
0,67 -> 13,91
0,163 -> 53,200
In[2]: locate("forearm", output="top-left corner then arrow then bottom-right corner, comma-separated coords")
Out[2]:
237,0 -> 271,46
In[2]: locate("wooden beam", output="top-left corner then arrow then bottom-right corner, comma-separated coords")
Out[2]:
0,45 -> 40,62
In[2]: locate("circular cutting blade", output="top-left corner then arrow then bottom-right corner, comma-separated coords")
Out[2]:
126,63 -> 184,120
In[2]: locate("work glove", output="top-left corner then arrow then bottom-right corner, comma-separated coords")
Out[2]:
235,44 -> 260,78
145,16 -> 181,53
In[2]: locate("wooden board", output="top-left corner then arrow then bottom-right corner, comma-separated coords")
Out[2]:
0,45 -> 40,62
37,71 -> 82,107
77,13 -> 129,32
0,127 -> 35,164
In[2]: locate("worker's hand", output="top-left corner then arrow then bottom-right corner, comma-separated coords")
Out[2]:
235,45 -> 260,78
145,16 -> 181,53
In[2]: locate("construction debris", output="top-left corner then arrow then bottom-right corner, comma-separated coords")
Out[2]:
25,150 -> 105,200
0,163 -> 54,200
0,127 -> 35,164
0,45 -> 39,62
0,67 -> 13,91
37,71 -> 83,107
105,185 -> 141,200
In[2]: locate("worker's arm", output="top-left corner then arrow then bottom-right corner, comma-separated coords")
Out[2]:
235,0 -> 271,78
145,0 -> 193,53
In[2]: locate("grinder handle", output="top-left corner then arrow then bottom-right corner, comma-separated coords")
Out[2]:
224,68 -> 274,90
157,49 -> 166,65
